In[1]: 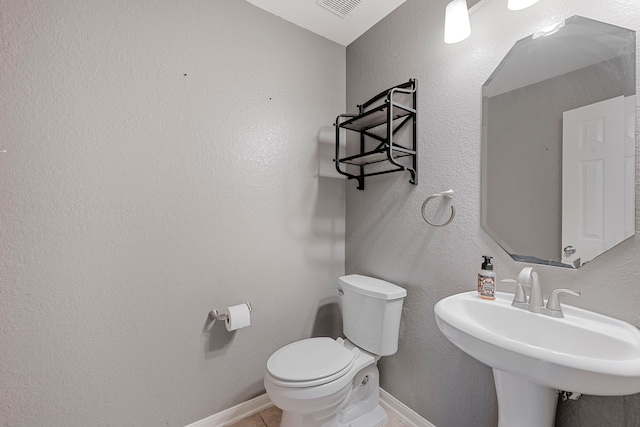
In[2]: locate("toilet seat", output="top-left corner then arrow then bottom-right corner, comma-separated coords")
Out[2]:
266,338 -> 359,388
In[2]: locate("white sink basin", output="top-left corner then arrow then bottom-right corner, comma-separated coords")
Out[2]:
434,291 -> 640,396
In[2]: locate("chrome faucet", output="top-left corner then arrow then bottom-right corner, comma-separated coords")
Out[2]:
506,267 -> 580,318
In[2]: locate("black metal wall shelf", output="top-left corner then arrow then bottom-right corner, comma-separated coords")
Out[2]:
334,79 -> 418,190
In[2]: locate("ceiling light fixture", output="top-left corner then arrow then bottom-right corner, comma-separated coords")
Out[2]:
507,0 -> 539,11
444,0 -> 471,44
445,0 -> 540,44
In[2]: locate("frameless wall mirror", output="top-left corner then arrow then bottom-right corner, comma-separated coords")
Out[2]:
482,16 -> 636,268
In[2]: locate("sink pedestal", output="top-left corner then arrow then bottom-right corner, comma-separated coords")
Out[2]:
493,369 -> 558,427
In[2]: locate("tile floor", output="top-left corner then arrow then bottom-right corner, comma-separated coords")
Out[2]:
229,404 -> 409,427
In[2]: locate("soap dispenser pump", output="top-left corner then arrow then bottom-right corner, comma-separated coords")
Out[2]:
478,256 -> 496,300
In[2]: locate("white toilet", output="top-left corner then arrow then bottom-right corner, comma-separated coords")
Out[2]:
264,274 -> 407,427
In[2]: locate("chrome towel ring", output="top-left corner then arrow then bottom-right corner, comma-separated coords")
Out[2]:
421,189 -> 455,227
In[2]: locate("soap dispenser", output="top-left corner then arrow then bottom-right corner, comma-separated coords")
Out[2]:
478,256 -> 496,300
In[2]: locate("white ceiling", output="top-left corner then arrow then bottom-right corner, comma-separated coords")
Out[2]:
245,0 -> 406,46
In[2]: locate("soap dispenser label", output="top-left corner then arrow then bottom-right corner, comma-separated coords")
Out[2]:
478,275 -> 495,299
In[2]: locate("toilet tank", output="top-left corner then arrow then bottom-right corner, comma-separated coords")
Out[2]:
338,274 -> 407,356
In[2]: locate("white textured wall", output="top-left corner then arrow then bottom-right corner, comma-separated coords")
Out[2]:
0,1 -> 345,426
346,0 -> 640,426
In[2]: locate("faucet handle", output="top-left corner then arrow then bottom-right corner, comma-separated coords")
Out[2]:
502,279 -> 527,307
513,282 -> 527,303
545,289 -> 581,316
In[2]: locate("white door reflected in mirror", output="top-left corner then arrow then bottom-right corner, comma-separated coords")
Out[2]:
561,95 -> 635,266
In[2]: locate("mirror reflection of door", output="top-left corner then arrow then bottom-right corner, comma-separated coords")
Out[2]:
561,95 -> 631,266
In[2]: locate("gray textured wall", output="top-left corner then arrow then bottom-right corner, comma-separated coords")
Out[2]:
346,0 -> 640,426
0,1 -> 345,426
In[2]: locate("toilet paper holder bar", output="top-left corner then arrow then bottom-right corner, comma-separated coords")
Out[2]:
210,303 -> 252,322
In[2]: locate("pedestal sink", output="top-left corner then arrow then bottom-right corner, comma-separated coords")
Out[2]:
434,291 -> 640,427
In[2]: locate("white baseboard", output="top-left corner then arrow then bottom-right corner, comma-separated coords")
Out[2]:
184,393 -> 272,427
185,388 -> 435,427
379,388 -> 437,427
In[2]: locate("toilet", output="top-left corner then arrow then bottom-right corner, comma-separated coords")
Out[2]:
264,274 -> 407,427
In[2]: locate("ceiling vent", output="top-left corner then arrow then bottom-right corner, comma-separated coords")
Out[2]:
245,0 -> 405,45
316,0 -> 363,18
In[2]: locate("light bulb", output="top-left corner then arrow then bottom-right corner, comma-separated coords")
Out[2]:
507,0 -> 539,11
444,0 -> 471,44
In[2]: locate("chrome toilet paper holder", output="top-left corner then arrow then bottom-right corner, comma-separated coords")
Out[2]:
209,302 -> 252,322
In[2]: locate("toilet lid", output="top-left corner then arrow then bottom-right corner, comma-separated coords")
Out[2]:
267,338 -> 355,383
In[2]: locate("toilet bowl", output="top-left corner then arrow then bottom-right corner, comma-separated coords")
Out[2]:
264,275 -> 406,427
264,337 -> 384,427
